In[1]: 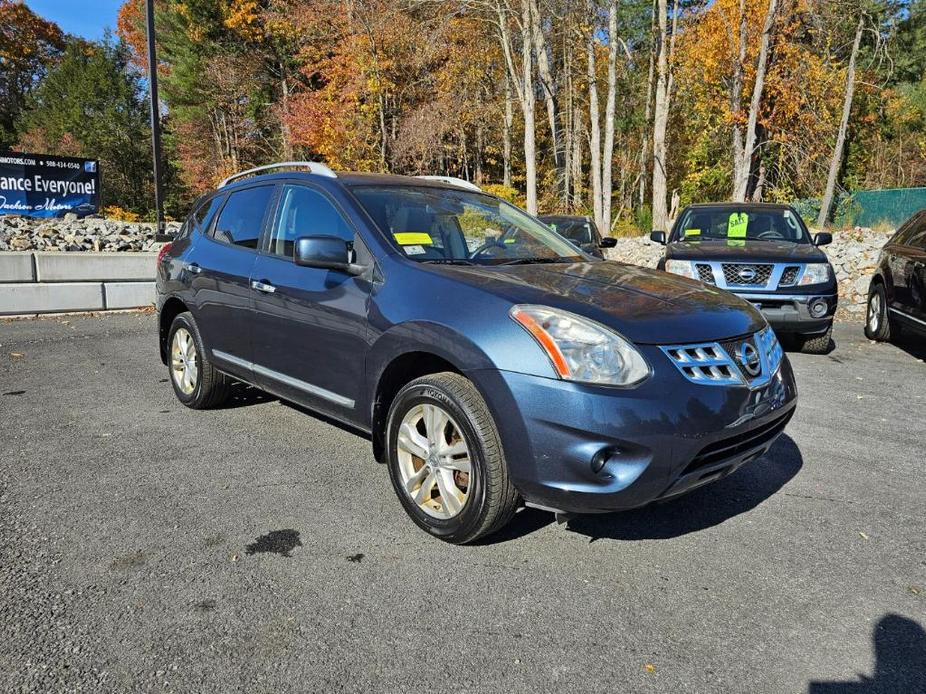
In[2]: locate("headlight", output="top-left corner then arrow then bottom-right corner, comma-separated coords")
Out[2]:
510,305 -> 650,386
665,259 -> 697,279
799,263 -> 831,286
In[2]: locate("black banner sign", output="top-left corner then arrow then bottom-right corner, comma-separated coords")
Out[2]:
0,151 -> 100,218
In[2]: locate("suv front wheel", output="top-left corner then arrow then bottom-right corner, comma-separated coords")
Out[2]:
385,372 -> 519,544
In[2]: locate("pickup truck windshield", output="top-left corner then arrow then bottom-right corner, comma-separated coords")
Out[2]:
351,185 -> 585,265
673,207 -> 810,244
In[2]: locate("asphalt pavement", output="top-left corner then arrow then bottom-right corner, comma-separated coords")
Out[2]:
1,313 -> 924,693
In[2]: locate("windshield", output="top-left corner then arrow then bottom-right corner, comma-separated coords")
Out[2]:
673,207 -> 810,244
541,217 -> 594,245
350,185 -> 585,265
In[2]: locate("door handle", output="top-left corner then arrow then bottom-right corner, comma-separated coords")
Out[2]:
183,263 -> 202,274
251,280 -> 276,294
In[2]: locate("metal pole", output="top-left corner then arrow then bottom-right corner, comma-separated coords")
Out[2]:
145,0 -> 168,241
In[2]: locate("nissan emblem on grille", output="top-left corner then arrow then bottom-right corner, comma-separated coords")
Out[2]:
737,267 -> 757,282
737,341 -> 762,376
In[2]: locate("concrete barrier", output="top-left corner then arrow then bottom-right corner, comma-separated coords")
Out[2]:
0,252 -> 156,315
0,252 -> 36,283
34,252 -> 157,282
0,282 -> 105,314
103,281 -> 155,310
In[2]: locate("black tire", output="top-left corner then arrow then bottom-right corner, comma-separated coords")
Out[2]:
384,372 -> 519,544
864,282 -> 892,342
166,312 -> 232,409
799,323 -> 833,354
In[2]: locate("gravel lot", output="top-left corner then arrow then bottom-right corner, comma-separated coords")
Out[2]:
1,314 -> 924,693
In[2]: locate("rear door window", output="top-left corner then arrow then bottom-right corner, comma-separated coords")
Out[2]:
212,186 -> 275,249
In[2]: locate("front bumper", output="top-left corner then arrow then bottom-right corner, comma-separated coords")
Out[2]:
470,348 -> 797,514
733,292 -> 837,335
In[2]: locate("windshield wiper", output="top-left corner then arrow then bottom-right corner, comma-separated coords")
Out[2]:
496,257 -> 567,266
420,258 -> 477,265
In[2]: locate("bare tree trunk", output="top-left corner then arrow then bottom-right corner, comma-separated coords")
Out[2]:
280,69 -> 294,161
730,0 -> 748,193
732,0 -> 778,201
496,0 -> 538,212
816,15 -> 864,228
572,103 -> 584,206
638,0 -> 657,209
586,17 -> 603,230
503,74 -> 513,188
600,0 -> 619,236
528,0 -> 565,203
650,0 -> 678,232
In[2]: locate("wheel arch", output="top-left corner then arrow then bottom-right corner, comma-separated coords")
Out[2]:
159,296 -> 190,364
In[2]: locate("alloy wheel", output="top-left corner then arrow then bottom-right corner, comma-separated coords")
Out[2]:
171,327 -> 199,395
396,403 -> 472,519
868,293 -> 881,333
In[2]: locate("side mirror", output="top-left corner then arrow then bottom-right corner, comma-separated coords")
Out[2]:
813,232 -> 833,247
294,235 -> 364,275
650,230 -> 667,245
599,237 -> 617,249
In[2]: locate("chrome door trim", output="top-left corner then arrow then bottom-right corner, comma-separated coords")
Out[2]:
212,349 -> 355,408
889,306 -> 926,327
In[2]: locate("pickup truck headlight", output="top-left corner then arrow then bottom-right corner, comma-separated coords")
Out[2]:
798,263 -> 831,286
665,259 -> 697,280
510,305 -> 650,386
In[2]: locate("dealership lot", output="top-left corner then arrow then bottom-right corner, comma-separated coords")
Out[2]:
1,314 -> 924,693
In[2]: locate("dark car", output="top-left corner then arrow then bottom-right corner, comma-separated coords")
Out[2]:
652,203 -> 837,353
865,209 -> 926,342
156,163 -> 797,543
537,214 -> 617,259
54,202 -> 97,219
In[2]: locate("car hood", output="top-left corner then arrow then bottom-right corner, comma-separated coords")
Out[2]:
435,260 -> 765,344
666,239 -> 828,263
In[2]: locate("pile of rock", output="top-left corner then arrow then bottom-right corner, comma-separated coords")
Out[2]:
605,227 -> 893,319
0,214 -> 180,253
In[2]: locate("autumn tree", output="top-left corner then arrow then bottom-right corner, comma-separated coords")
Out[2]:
0,0 -> 65,149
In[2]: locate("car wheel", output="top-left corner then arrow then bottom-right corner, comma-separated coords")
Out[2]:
799,323 -> 833,354
864,283 -> 892,342
167,312 -> 232,409
385,372 -> 519,544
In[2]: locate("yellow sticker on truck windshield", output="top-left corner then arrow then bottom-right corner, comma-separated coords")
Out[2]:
727,212 -> 748,238
684,228 -> 701,237
394,232 -> 432,246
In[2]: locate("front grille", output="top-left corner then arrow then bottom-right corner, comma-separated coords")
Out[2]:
695,264 -> 715,284
778,265 -> 801,287
683,409 -> 794,475
661,327 -> 783,388
722,263 -> 773,286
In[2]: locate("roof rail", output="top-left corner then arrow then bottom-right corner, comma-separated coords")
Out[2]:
416,175 -> 481,192
220,161 -> 337,188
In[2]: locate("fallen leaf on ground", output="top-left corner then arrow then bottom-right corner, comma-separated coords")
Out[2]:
859,531 -> 869,540
10,352 -> 24,359
644,663 -> 656,674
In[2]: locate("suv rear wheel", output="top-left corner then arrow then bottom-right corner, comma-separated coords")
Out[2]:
864,283 -> 892,341
167,312 -> 232,409
385,372 -> 519,544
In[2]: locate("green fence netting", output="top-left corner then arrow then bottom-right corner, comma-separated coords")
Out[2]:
792,187 -> 926,229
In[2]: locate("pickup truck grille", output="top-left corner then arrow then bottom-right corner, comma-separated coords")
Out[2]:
721,263 -> 773,286
778,265 -> 801,287
695,264 -> 716,284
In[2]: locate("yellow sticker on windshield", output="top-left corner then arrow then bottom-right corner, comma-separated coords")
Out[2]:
394,232 -> 432,246
727,239 -> 746,248
727,212 -> 748,238
684,228 -> 701,237
504,238 -> 517,244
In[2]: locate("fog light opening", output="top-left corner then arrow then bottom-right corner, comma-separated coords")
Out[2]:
809,298 -> 828,318
591,447 -> 618,475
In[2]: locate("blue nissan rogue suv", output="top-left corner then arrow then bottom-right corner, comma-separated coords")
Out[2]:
156,162 -> 797,543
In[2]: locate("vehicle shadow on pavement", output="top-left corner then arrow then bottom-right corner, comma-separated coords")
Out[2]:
215,382 -> 277,409
565,433 -> 803,542
891,332 -> 926,361
807,614 -> 926,693
486,433 -> 803,544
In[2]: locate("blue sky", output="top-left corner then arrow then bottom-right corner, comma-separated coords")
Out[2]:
26,0 -> 125,40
